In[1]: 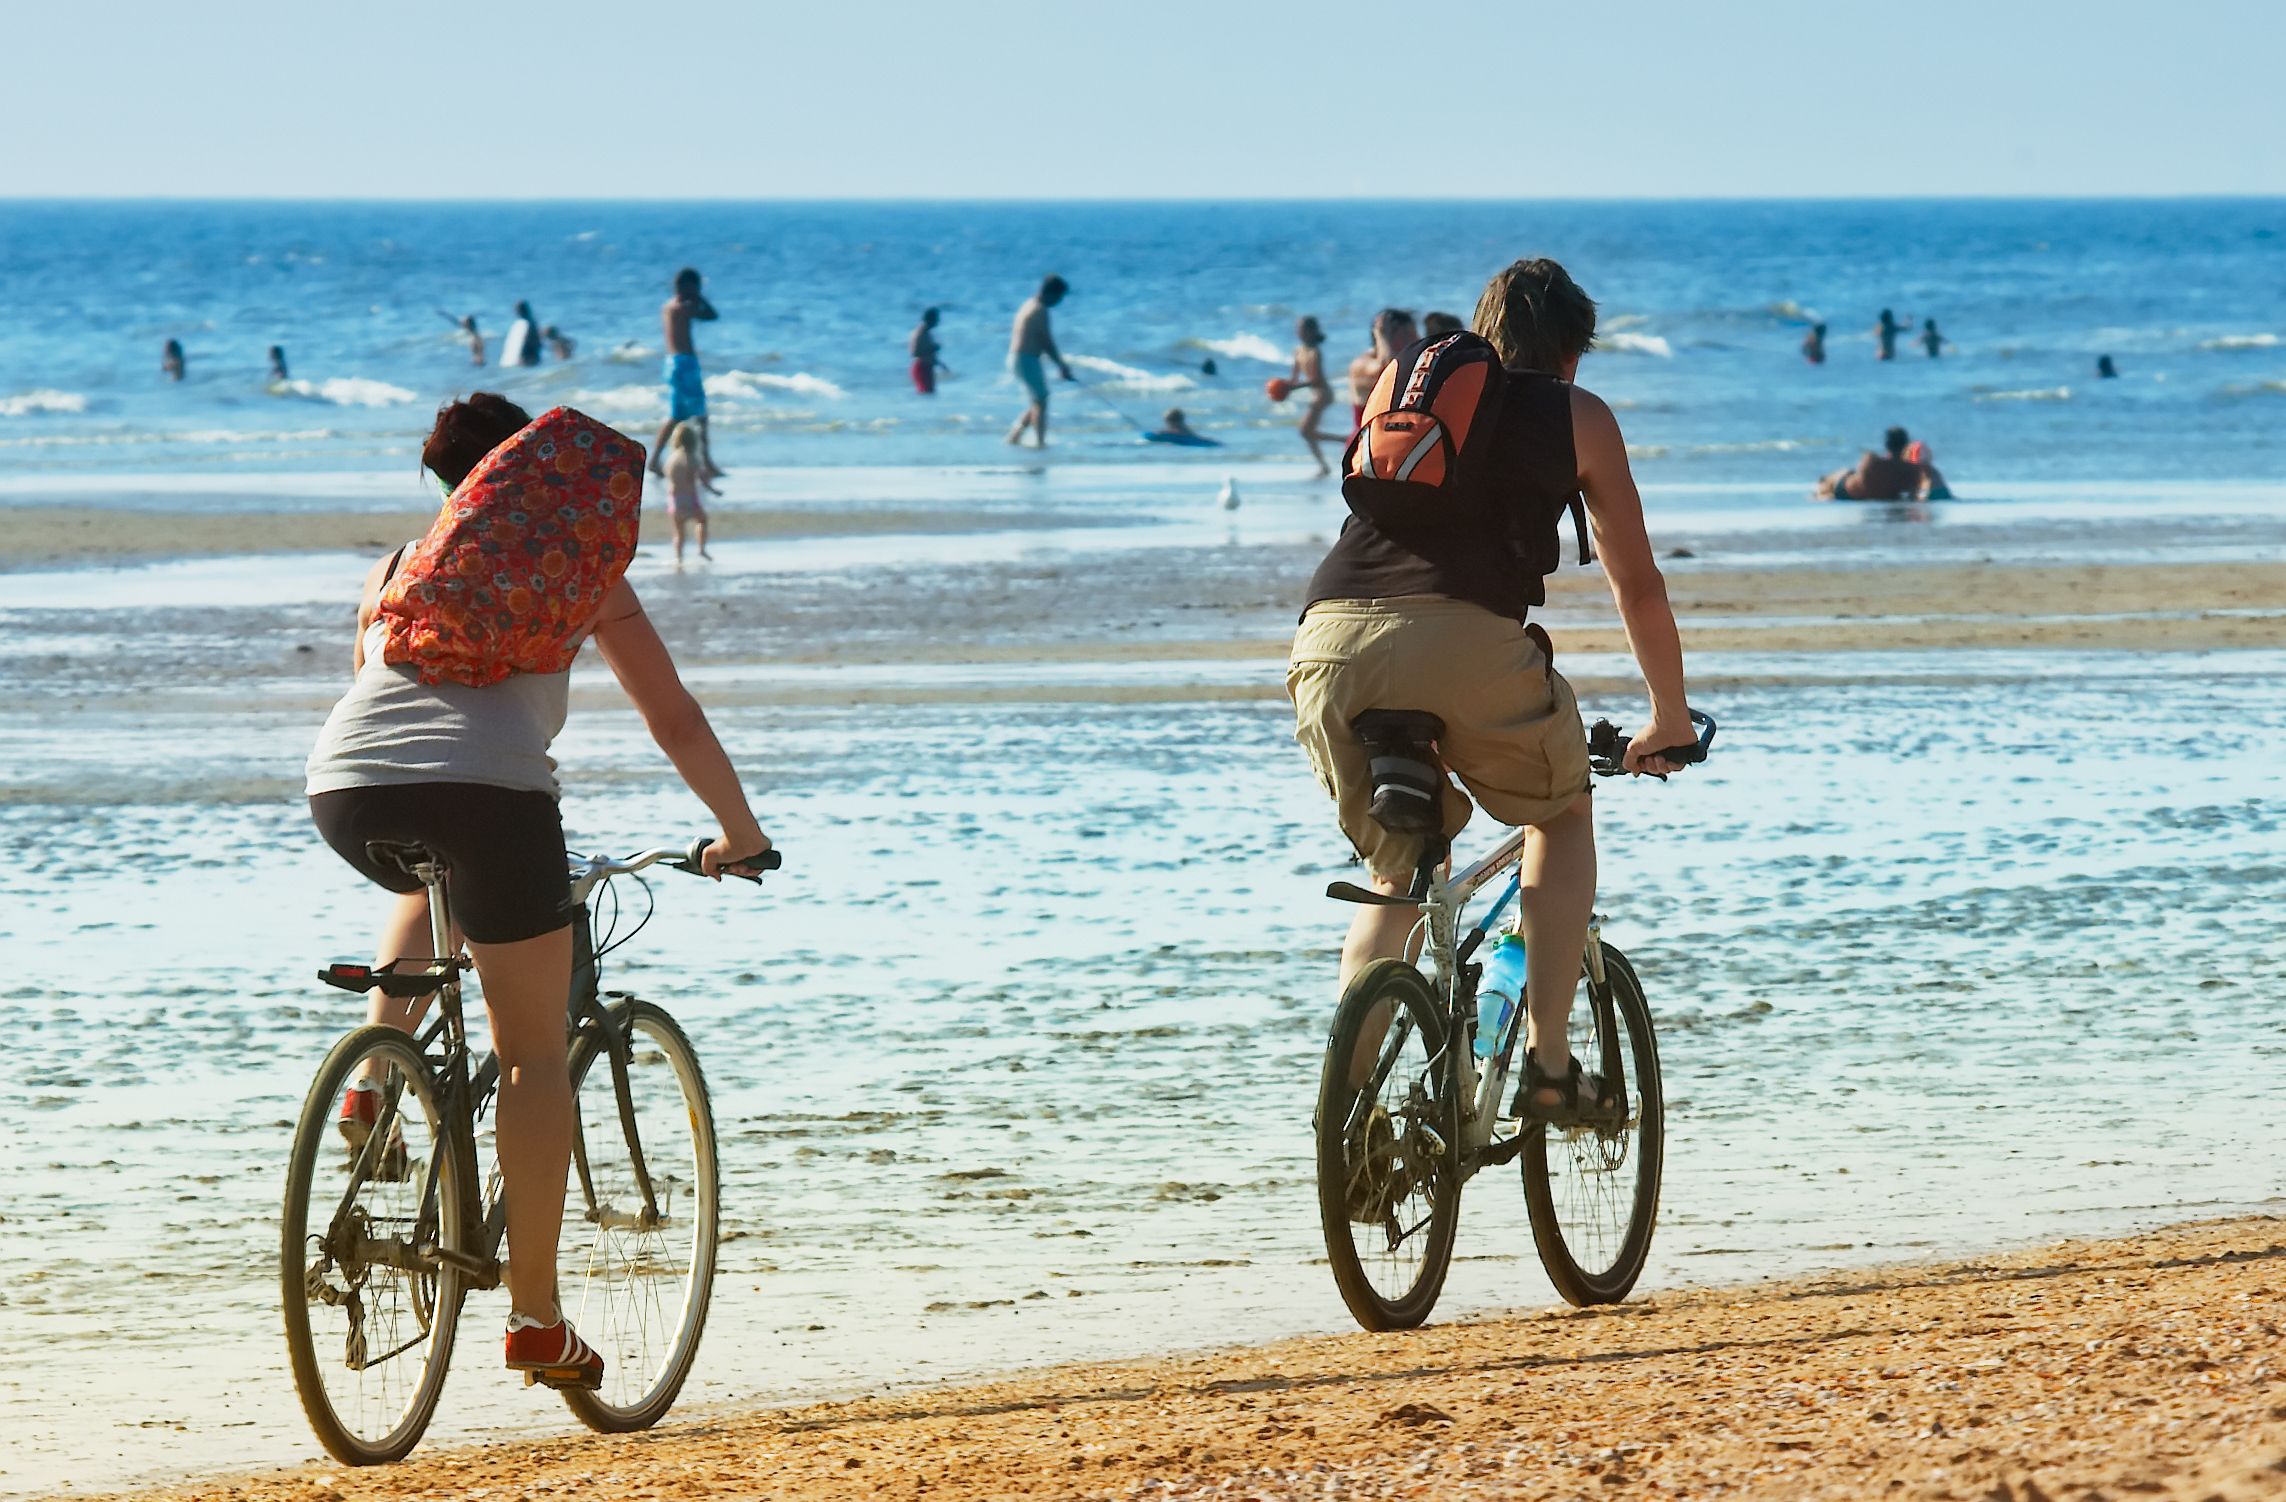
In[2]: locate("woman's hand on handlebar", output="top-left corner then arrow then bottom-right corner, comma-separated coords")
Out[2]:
700,825 -> 771,880
1623,707 -> 1700,777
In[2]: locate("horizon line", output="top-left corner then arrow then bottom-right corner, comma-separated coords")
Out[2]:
4,191 -> 2283,206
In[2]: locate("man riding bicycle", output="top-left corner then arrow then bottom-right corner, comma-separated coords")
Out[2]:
1287,256 -> 1695,1123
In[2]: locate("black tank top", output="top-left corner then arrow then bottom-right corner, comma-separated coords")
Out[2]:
1305,371 -> 1579,622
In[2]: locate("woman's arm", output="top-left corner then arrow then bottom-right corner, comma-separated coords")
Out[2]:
350,550 -> 398,674
1571,386 -> 1695,774
590,580 -> 770,875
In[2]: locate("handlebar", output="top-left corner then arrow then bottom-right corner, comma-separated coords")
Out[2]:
1587,709 -> 1717,779
568,841 -> 781,900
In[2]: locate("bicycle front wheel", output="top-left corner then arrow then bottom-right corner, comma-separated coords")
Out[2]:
282,1024 -> 468,1465
1314,958 -> 1461,1331
1521,943 -> 1664,1305
557,999 -> 720,1432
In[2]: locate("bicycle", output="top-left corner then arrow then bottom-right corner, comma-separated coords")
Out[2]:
1314,711 -> 1715,1330
280,837 -> 779,1465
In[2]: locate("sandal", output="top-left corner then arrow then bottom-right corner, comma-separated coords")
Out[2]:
1513,1054 -> 1621,1126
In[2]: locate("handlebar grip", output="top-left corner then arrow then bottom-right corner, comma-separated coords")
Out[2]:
674,841 -> 783,882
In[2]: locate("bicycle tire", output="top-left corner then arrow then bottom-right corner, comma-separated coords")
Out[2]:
1314,958 -> 1462,1331
557,999 -> 721,1433
281,1025 -> 469,1465
1521,943 -> 1664,1306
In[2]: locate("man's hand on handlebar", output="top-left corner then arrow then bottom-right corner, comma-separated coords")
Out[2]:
1624,708 -> 1701,777
698,828 -> 772,881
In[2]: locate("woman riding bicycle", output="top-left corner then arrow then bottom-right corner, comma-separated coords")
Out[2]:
305,393 -> 768,1389
1288,257 -> 1694,1121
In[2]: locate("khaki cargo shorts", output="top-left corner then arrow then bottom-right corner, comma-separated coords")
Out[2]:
1287,597 -> 1591,881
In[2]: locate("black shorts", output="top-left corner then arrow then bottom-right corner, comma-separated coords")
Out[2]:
310,782 -> 573,945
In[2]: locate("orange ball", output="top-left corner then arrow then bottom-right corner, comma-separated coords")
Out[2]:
1264,377 -> 1293,403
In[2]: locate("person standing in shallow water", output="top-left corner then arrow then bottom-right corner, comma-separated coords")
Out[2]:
1288,315 -> 1340,477
1876,308 -> 1903,361
1802,323 -> 1827,365
651,268 -> 723,483
161,339 -> 185,381
1920,318 -> 1945,359
1005,276 -> 1073,448
909,308 -> 950,395
1347,310 -> 1416,430
267,345 -> 289,383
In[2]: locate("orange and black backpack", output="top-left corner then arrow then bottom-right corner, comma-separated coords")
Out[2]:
1341,331 -> 1591,574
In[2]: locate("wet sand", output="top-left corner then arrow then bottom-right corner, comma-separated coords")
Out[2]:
0,504 -> 1106,570
86,1217 -> 2286,1502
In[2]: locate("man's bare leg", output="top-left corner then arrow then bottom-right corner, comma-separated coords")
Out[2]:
649,417 -> 674,475
1516,794 -> 1596,1084
1005,406 -> 1034,445
1336,870 -> 1422,1090
697,416 -> 724,481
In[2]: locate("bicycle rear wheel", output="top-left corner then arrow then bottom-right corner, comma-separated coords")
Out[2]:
1314,958 -> 1461,1331
557,999 -> 720,1432
1521,943 -> 1663,1305
282,1025 -> 468,1465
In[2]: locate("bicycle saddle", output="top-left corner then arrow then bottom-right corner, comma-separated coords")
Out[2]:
1350,710 -> 1447,836
364,840 -> 447,880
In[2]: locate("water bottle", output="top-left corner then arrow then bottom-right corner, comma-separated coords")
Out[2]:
1472,933 -> 1528,1061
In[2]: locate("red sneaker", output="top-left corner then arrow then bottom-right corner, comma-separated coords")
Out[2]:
337,1080 -> 409,1181
505,1312 -> 604,1390
337,1080 -> 380,1149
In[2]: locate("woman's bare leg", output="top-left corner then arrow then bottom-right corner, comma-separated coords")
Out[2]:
468,926 -> 575,1321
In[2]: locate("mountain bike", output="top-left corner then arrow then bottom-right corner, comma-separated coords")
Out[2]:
281,837 -> 778,1465
1314,711 -> 1715,1329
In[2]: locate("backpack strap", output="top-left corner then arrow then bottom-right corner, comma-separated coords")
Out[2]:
1569,493 -> 1593,566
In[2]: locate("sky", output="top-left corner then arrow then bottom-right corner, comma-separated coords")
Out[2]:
4,0 -> 2280,200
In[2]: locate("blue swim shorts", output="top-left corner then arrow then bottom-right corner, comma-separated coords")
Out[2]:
1010,350 -> 1050,404
665,353 -> 707,421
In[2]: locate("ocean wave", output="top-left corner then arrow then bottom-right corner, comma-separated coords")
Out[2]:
1688,438 -> 1814,456
2220,379 -> 2286,398
1599,332 -> 1673,358
2198,332 -> 2280,351
565,383 -> 664,414
707,369 -> 846,402
607,341 -> 655,363
1067,355 -> 1195,392
0,389 -> 88,418
1183,333 -> 1285,365
270,377 -> 416,408
0,425 -> 339,450
1975,386 -> 2073,402
1767,299 -> 1816,323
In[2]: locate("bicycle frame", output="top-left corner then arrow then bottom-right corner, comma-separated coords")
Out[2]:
1403,828 -> 1614,1164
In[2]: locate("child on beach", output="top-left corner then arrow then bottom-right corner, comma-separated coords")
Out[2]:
664,418 -> 717,565
1289,315 -> 1340,476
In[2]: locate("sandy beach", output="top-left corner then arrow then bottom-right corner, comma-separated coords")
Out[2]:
78,1216 -> 2286,1502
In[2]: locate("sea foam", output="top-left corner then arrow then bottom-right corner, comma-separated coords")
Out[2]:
1599,332 -> 1674,358
707,369 -> 847,402
272,377 -> 416,408
0,389 -> 89,418
2199,333 -> 2280,351
1068,356 -> 1194,392
1186,333 -> 1286,365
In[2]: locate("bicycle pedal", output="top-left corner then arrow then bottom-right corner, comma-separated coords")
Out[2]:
525,1366 -> 601,1391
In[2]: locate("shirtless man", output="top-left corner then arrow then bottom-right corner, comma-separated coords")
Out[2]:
652,267 -> 722,481
438,312 -> 485,366
1803,322 -> 1828,365
1815,426 -> 1939,501
1005,275 -> 1073,448
1876,308 -> 1904,362
1289,315 -> 1340,476
1346,309 -> 1416,430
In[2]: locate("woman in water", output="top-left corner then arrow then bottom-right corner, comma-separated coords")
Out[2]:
1288,315 -> 1339,476
306,392 -> 769,1388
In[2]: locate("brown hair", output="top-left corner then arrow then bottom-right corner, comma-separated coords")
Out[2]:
1471,258 -> 1597,370
421,392 -> 532,489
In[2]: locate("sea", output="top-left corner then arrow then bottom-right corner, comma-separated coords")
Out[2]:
2,198 -> 2283,482
2,200 -> 2284,1495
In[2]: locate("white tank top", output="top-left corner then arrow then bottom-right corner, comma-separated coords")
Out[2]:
306,620 -> 572,798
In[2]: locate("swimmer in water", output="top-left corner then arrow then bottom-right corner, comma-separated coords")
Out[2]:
437,311 -> 486,366
1347,309 -> 1416,430
1815,426 -> 1940,501
543,325 -> 575,361
1288,315 -> 1340,477
1421,310 -> 1463,338
909,308 -> 949,395
267,345 -> 289,382
1902,440 -> 1952,500
1920,318 -> 1944,359
1156,408 -> 1198,440
503,301 -> 543,367
651,267 -> 722,481
1803,322 -> 1827,365
2097,354 -> 2118,379
1876,308 -> 1903,361
161,339 -> 185,381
